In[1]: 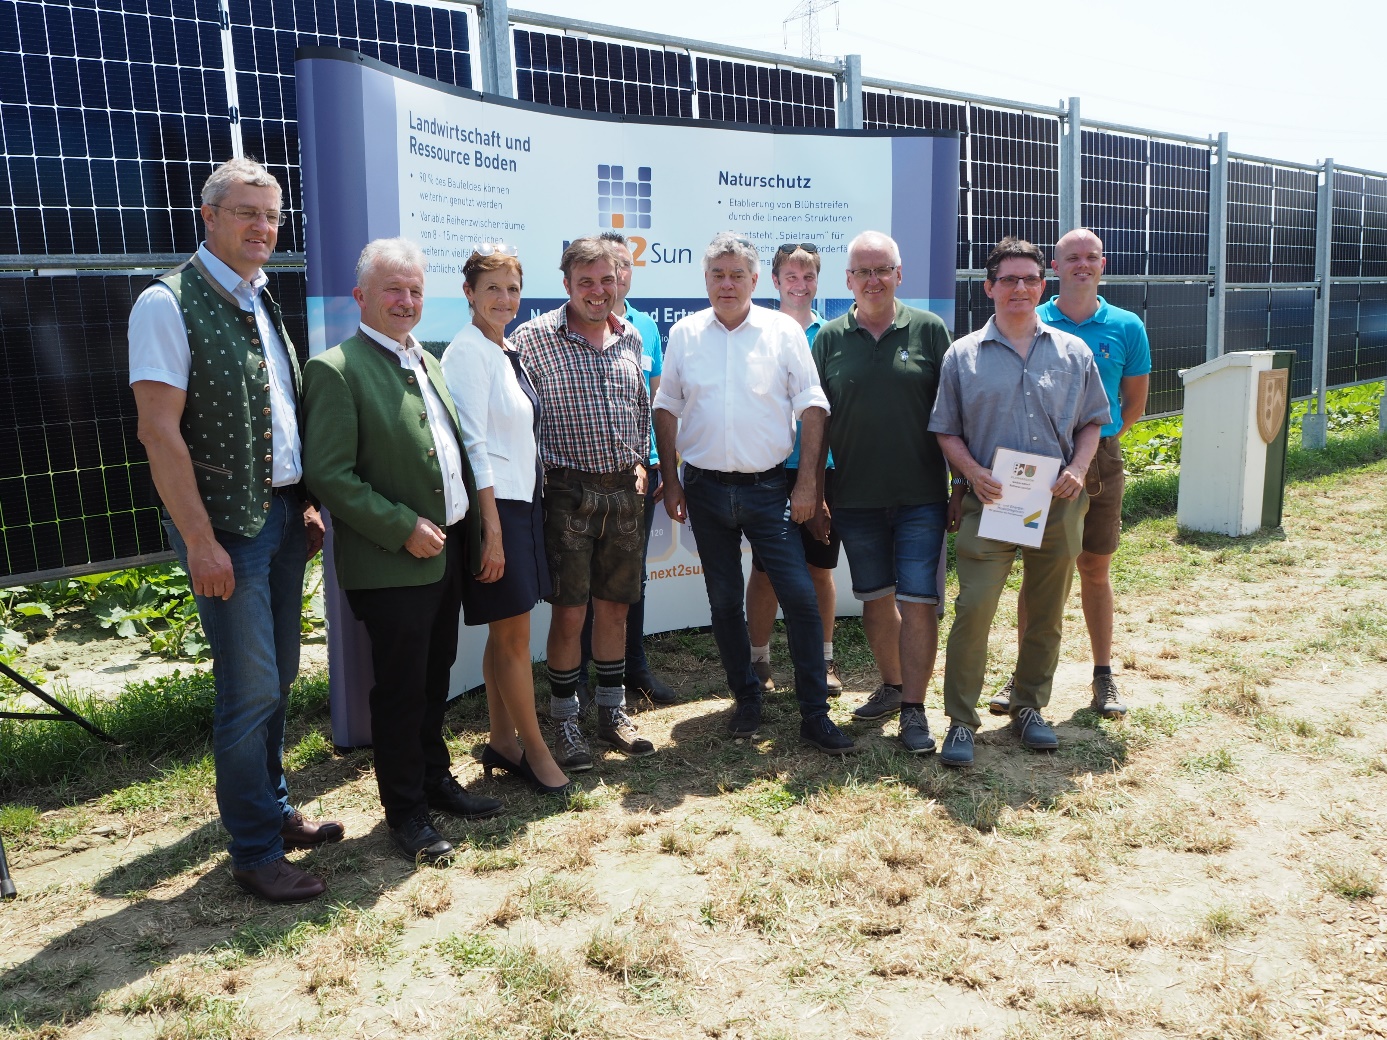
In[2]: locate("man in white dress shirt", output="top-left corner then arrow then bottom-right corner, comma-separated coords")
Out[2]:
129,158 -> 336,903
654,232 -> 855,755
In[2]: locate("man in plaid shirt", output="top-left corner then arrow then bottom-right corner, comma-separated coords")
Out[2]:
512,237 -> 655,770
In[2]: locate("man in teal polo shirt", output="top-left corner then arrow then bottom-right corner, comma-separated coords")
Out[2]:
989,228 -> 1150,720
812,230 -> 953,753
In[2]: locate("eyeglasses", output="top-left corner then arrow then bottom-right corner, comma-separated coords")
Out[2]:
777,242 -> 819,255
210,204 -> 286,227
847,265 -> 898,280
473,240 -> 518,257
992,275 -> 1046,289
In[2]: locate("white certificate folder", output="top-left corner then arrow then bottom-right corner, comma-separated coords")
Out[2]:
976,448 -> 1063,548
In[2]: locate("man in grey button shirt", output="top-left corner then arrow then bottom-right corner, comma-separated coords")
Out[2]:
928,237 -> 1110,767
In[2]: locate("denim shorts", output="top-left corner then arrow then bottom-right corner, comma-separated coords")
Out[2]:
833,502 -> 948,604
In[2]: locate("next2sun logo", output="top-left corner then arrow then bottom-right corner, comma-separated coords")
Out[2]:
594,165 -> 694,268
598,164 -> 652,231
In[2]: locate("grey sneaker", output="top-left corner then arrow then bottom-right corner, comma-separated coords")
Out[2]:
753,660 -> 775,694
597,705 -> 655,757
1011,706 -> 1059,751
852,683 -> 902,721
988,675 -> 1014,716
939,724 -> 974,767
898,704 -> 935,754
553,716 -> 594,773
1090,673 -> 1128,718
824,660 -> 843,697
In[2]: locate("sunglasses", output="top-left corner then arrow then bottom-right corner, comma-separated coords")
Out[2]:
776,242 -> 819,255
473,240 -> 518,257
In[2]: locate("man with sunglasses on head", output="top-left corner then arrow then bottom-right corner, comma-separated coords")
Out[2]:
928,237 -> 1110,767
655,232 -> 855,756
129,158 -> 337,902
745,241 -> 843,700
987,228 -> 1150,721
810,231 -> 953,755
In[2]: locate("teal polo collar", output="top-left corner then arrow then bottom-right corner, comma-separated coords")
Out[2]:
1042,294 -> 1110,328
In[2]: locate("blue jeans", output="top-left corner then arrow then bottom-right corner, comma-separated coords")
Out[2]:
682,465 -> 830,717
833,503 -> 949,604
165,494 -> 306,870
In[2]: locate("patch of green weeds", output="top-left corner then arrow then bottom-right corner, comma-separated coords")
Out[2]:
0,803 -> 40,837
436,932 -> 497,974
1182,747 -> 1236,773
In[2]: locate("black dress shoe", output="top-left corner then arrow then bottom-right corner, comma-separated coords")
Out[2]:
479,744 -> 523,780
426,774 -> 503,819
517,754 -> 577,797
389,815 -> 454,864
626,670 -> 678,706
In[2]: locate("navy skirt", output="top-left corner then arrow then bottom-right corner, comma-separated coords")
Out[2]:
461,495 -> 552,625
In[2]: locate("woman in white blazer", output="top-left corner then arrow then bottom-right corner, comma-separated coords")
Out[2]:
442,246 -> 570,795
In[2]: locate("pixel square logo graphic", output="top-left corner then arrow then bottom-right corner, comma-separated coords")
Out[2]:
598,164 -> 652,230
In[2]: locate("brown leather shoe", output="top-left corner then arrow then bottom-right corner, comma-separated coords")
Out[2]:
280,811 -> 345,850
232,858 -> 326,902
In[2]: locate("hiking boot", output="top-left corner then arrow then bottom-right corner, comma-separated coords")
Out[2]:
988,675 -> 1015,716
800,714 -> 856,755
753,660 -> 775,694
898,704 -> 935,755
597,704 -> 655,757
852,683 -> 902,721
1089,673 -> 1128,718
939,724 -> 975,767
728,698 -> 763,738
1011,706 -> 1059,751
553,716 -> 594,773
825,660 -> 843,697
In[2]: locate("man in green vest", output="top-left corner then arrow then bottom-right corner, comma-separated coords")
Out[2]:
129,158 -> 337,903
303,238 -> 502,865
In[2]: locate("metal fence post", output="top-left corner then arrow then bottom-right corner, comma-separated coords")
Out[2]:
838,54 -> 863,129
1303,158 -> 1334,449
478,0 -> 515,98
1059,96 -> 1081,235
1205,131 -> 1229,361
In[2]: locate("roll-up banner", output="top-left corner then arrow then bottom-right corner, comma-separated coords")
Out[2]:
294,49 -> 960,746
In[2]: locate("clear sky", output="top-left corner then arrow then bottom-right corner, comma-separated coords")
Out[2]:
508,0 -> 1385,174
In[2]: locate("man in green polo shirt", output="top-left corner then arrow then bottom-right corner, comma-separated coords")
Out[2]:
811,231 -> 952,753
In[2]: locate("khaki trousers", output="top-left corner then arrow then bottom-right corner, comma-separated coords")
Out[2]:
942,492 -> 1088,729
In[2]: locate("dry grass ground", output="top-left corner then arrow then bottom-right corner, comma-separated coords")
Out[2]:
3,451 -> 1387,1040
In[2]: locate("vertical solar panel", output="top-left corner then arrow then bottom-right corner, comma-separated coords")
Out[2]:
1148,141 -> 1209,277
1227,161 -> 1273,282
0,273 -> 156,578
1142,282 -> 1209,415
512,28 -> 694,119
1081,130 -> 1147,276
1270,167 -> 1317,283
229,0 -> 475,252
0,0 -> 233,257
862,90 -> 968,271
695,56 -> 835,128
1365,177 -> 1387,280
1331,171 -> 1366,278
1269,286 -> 1315,395
967,106 -> 1058,269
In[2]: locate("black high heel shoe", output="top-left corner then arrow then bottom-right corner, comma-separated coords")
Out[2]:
518,754 -> 577,797
480,744 -> 524,780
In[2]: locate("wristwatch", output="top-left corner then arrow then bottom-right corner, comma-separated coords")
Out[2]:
950,476 -> 970,491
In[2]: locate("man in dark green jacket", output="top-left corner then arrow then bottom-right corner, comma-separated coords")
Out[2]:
303,238 -> 501,864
